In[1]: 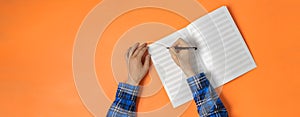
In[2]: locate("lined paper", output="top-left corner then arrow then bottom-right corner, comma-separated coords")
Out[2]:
148,6 -> 256,108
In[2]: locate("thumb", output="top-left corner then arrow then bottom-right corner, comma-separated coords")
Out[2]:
143,54 -> 150,70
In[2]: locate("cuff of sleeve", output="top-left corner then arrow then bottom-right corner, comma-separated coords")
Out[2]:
116,83 -> 140,101
186,72 -> 210,93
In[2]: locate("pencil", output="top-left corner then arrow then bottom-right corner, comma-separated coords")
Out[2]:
166,47 -> 197,50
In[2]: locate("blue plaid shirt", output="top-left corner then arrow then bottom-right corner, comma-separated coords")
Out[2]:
107,72 -> 228,117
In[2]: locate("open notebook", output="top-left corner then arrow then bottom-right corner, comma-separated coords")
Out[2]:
148,6 -> 256,108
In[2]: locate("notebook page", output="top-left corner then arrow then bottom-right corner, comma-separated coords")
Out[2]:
191,6 -> 257,86
216,6 -> 256,83
148,29 -> 194,108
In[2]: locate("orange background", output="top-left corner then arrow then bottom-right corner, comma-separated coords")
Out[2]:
1,0 -> 300,117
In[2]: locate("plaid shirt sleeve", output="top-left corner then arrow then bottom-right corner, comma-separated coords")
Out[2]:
106,83 -> 139,117
187,72 -> 228,117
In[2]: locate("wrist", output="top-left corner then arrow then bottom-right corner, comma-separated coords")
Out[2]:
126,77 -> 139,86
183,69 -> 196,78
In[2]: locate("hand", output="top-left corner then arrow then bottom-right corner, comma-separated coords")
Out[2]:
125,42 -> 151,86
169,38 -> 196,77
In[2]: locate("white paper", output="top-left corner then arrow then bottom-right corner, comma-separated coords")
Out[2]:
148,6 -> 256,108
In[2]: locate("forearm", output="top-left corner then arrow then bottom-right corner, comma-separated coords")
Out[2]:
106,83 -> 139,117
186,73 -> 228,117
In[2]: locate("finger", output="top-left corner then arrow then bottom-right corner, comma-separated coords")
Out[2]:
174,38 -> 184,45
126,47 -> 131,60
173,38 -> 188,47
129,42 -> 140,57
143,54 -> 151,70
169,47 -> 177,55
171,54 -> 180,66
136,46 -> 147,59
169,47 -> 180,66
178,38 -> 188,45
172,39 -> 180,47
132,43 -> 146,57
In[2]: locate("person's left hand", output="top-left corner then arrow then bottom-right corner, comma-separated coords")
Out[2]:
125,42 -> 151,86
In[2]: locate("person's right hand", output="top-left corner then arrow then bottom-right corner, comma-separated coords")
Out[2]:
169,38 -> 196,77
